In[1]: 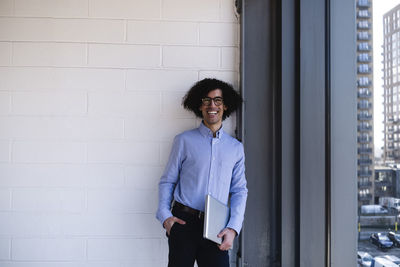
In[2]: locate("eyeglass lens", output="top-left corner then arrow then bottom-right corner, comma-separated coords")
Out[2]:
202,97 -> 223,106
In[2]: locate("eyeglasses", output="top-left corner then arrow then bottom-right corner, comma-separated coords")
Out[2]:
201,97 -> 224,106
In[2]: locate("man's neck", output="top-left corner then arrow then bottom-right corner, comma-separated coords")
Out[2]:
203,121 -> 222,137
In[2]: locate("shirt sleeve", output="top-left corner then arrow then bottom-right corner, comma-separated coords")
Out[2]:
226,143 -> 248,234
156,135 -> 184,226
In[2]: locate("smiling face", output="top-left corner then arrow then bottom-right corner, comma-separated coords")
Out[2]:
199,89 -> 227,131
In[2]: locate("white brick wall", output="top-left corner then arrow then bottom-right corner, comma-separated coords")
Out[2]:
0,1 -> 13,16
12,141 -> 87,163
11,91 -> 87,115
12,238 -> 86,260
15,0 -> 88,18
13,42 -> 87,67
0,67 -> 126,90
0,42 -> 12,65
126,69 -> 198,91
0,0 -> 239,266
0,18 -> 126,43
12,189 -> 86,212
0,92 -> 10,114
0,141 -> 10,162
0,238 -> 10,260
163,46 -> 220,68
162,0 -> 219,21
88,44 -> 161,68
89,0 -> 161,19
199,23 -> 238,46
126,21 -> 198,45
0,189 -> 11,211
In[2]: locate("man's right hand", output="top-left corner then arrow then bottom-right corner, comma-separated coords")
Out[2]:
163,216 -> 186,236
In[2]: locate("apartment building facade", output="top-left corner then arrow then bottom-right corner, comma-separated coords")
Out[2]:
357,0 -> 375,206
383,4 -> 400,165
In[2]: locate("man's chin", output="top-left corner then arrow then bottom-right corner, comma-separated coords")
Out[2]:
204,119 -> 222,126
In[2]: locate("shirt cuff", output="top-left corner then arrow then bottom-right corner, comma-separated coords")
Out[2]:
157,209 -> 173,227
226,221 -> 241,236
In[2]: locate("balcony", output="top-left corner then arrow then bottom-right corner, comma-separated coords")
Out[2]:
357,32 -> 371,41
357,65 -> 372,74
358,170 -> 372,177
376,180 -> 392,187
358,194 -> 372,201
358,181 -> 372,188
357,91 -> 371,98
357,125 -> 372,131
357,54 -> 372,63
357,43 -> 371,52
357,10 -> 371,18
357,78 -> 372,87
357,114 -> 372,120
375,190 -> 392,197
357,102 -> 372,109
358,136 -> 372,143
357,0 -> 371,8
357,22 -> 371,30
358,147 -> 372,154
357,159 -> 372,165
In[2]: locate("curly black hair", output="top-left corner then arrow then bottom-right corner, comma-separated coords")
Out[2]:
182,78 -> 242,120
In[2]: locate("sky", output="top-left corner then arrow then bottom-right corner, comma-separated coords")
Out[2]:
373,0 -> 400,157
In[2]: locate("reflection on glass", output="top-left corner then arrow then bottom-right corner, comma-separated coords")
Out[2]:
357,1 -> 400,266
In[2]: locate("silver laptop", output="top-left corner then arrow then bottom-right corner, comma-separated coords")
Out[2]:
203,194 -> 230,245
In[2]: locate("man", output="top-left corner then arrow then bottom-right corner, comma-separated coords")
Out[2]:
156,78 -> 248,267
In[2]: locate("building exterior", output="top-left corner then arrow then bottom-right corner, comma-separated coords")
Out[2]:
374,166 -> 400,202
383,4 -> 400,165
357,0 -> 374,206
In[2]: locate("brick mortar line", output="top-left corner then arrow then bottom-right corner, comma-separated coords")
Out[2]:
0,65 -> 238,71
0,15 -> 238,24
0,41 -> 239,49
1,238 -> 161,241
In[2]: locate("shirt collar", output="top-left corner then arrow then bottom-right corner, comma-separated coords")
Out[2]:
198,121 -> 224,139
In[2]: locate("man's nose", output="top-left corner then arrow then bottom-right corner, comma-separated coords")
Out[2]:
210,100 -> 217,107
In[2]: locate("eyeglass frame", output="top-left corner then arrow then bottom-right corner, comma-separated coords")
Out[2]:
201,97 -> 224,106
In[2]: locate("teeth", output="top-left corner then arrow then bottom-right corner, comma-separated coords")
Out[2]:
208,111 -> 217,114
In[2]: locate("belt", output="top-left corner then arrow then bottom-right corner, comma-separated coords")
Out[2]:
173,201 -> 204,219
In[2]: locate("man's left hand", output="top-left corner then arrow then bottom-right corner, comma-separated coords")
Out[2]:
217,227 -> 237,251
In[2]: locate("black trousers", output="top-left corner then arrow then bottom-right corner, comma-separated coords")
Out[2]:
167,207 -> 229,267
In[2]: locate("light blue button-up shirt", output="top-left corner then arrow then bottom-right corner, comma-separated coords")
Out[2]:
156,122 -> 248,234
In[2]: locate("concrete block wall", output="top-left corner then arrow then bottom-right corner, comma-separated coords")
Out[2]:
0,0 -> 239,266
